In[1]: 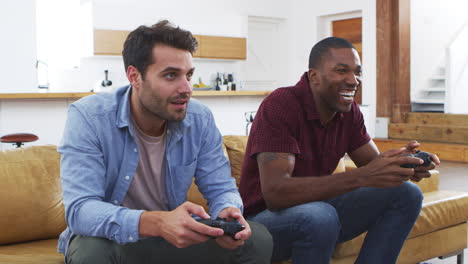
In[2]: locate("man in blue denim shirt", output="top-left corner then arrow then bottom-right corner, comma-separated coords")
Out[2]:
58,20 -> 272,264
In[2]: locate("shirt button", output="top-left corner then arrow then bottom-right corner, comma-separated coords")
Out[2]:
128,236 -> 134,241
125,175 -> 130,180
133,148 -> 137,152
113,200 -> 118,205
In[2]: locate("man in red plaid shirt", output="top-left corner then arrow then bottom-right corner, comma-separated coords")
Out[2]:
239,37 -> 440,264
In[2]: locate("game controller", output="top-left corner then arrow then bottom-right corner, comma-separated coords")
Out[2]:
401,151 -> 432,168
196,217 -> 245,239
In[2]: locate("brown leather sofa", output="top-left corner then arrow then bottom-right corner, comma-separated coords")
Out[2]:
1,137 -> 468,264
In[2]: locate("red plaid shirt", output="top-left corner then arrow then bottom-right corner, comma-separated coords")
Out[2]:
240,73 -> 371,216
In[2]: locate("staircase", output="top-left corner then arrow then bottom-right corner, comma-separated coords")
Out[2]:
411,68 -> 446,112
412,19 -> 468,114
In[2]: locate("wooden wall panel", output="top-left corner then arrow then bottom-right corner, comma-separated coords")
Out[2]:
374,138 -> 468,162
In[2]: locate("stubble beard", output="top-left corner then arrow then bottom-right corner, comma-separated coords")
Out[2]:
142,94 -> 189,122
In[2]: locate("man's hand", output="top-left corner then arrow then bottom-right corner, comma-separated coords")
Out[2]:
359,147 -> 423,188
138,201 -> 223,248
403,140 -> 440,182
214,207 -> 251,250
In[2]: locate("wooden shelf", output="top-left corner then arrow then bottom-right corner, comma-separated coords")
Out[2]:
0,91 -> 270,100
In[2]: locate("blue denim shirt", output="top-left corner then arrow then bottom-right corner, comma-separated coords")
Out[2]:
57,85 -> 242,254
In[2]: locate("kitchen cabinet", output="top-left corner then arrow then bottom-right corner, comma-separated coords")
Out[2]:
94,29 -> 129,56
193,35 -> 246,60
93,30 -> 246,60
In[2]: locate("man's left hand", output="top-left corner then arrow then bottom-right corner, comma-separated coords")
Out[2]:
404,140 -> 441,182
214,207 -> 251,250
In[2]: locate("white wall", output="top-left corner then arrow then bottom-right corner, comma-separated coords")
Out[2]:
0,0 -> 377,145
0,0 -> 37,93
411,0 -> 468,99
289,0 -> 377,137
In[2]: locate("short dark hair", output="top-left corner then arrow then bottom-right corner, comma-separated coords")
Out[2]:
122,20 -> 198,78
308,37 -> 355,69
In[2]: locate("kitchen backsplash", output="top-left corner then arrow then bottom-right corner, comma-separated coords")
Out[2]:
46,56 -> 244,93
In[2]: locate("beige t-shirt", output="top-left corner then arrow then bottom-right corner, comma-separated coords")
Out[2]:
121,120 -> 169,211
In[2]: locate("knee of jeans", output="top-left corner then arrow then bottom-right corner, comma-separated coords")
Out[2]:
67,236 -> 117,264
399,181 -> 424,209
292,203 -> 341,244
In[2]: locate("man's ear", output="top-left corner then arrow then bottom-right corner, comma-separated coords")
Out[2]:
308,69 -> 320,85
126,66 -> 142,89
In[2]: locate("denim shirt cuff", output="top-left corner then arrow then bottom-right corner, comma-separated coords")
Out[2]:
121,209 -> 144,243
210,196 -> 244,218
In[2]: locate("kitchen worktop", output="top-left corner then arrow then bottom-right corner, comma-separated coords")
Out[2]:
0,91 -> 271,100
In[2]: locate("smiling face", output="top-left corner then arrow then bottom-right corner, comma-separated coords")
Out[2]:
308,47 -> 362,123
128,44 -> 194,136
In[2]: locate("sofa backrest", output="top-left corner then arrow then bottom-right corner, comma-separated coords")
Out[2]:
0,145 -> 66,245
187,135 -> 347,211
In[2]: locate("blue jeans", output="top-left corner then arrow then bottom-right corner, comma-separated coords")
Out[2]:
247,181 -> 423,264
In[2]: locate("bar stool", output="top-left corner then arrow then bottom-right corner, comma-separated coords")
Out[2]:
0,133 -> 39,148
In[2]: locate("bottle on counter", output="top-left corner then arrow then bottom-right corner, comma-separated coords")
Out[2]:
215,72 -> 221,91
220,73 -> 228,91
227,73 -> 235,91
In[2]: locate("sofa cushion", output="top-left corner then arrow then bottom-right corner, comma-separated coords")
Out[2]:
223,135 -> 249,185
0,238 -> 63,264
0,146 -> 65,245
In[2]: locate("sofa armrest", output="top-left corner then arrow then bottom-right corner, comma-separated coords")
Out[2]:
414,170 -> 439,193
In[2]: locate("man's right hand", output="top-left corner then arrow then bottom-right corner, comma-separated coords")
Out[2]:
138,201 -> 224,248
358,147 -> 423,188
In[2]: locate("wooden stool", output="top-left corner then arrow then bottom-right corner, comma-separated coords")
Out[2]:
0,133 -> 39,148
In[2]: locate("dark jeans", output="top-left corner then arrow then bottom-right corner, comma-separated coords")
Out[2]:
66,221 -> 272,264
247,181 -> 423,264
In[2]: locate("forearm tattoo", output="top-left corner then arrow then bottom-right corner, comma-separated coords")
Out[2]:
257,152 -> 295,164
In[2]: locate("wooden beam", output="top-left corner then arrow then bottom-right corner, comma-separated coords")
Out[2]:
393,0 -> 411,123
376,0 -> 411,122
377,0 -> 393,118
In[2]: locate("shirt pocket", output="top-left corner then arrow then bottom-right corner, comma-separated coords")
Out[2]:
171,159 -> 198,200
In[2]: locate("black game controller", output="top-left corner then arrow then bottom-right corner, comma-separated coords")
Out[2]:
196,217 -> 245,239
401,151 -> 432,168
